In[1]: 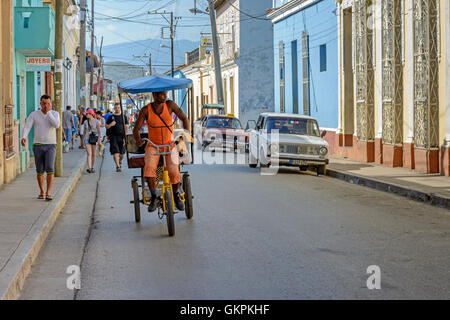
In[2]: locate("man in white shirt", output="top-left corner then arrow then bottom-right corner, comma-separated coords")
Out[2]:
21,95 -> 61,201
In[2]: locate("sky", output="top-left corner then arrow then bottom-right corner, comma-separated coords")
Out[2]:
90,0 -> 212,47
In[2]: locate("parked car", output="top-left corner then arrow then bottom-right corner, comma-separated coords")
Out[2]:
246,113 -> 329,175
194,114 -> 249,152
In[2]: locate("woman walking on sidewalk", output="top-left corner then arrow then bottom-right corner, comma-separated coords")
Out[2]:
96,110 -> 106,156
21,95 -> 60,201
83,109 -> 102,173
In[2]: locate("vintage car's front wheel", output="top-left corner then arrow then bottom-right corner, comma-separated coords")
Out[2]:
317,165 -> 326,176
248,150 -> 257,168
259,148 -> 269,168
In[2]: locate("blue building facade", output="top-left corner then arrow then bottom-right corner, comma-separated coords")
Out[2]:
236,0 -> 275,127
173,69 -> 188,115
269,0 -> 338,138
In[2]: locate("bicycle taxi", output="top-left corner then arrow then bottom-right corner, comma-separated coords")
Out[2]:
117,75 -> 194,237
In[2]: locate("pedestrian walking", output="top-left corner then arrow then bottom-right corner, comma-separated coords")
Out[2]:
104,108 -> 112,124
21,95 -> 60,201
62,106 -> 75,151
96,110 -> 106,141
71,109 -> 78,150
96,110 -> 106,156
106,103 -> 128,172
78,107 -> 87,149
83,109 -> 102,173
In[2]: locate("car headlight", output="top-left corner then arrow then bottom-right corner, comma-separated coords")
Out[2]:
269,143 -> 279,155
319,146 -> 328,156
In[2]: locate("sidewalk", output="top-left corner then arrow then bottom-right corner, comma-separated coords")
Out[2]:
0,148 -> 86,299
327,157 -> 450,210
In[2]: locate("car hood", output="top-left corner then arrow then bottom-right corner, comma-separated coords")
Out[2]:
270,134 -> 328,147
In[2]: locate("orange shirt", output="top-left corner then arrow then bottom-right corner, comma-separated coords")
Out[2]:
147,102 -> 173,145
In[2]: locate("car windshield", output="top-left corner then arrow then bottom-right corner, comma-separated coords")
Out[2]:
206,117 -> 242,129
265,117 -> 320,136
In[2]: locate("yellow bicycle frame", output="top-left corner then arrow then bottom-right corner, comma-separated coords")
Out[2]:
141,136 -> 188,211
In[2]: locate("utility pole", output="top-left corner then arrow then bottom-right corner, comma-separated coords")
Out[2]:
148,10 -> 180,98
54,0 -> 63,176
133,54 -> 152,75
170,12 -> 175,100
207,0 -> 224,105
97,36 -> 103,109
80,0 -> 87,108
89,0 -> 95,108
149,53 -> 152,75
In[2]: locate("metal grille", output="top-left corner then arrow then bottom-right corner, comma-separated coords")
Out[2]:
382,0 -> 403,145
413,0 -> 439,149
280,144 -> 320,155
4,105 -> 15,158
354,0 -> 375,142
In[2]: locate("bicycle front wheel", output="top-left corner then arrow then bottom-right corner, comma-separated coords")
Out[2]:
165,189 -> 175,236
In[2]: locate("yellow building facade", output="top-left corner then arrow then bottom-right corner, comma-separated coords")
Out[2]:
335,0 -> 450,175
0,0 -> 16,186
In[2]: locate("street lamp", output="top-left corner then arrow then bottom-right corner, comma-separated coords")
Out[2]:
63,57 -> 73,70
189,7 -> 207,15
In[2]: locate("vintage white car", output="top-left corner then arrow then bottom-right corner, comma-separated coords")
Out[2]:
194,114 -> 248,152
247,113 -> 329,175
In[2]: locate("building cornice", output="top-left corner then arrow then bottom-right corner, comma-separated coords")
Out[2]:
267,0 -> 321,23
214,0 -> 227,10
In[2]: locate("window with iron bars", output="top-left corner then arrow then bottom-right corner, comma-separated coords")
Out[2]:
4,105 -> 15,158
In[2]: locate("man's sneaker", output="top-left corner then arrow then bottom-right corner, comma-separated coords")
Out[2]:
148,196 -> 157,212
174,192 -> 185,211
116,166 -> 122,172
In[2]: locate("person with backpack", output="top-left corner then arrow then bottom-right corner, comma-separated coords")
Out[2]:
106,103 -> 128,172
83,109 -> 102,173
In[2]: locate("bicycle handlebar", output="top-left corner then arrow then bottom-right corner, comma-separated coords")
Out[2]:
141,134 -> 189,156
142,137 -> 180,149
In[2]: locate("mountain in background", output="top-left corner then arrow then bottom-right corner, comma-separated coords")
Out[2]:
101,38 -> 200,75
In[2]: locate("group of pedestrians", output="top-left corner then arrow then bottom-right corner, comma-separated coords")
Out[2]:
21,94 -> 130,201
71,103 -> 128,173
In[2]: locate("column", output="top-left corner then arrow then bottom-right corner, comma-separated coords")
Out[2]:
403,0 -> 415,169
442,0 -> 450,175
374,0 -> 383,163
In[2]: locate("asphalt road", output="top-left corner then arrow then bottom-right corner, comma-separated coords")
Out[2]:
21,150 -> 450,299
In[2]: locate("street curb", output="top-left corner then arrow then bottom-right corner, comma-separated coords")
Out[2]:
326,168 -> 450,210
0,158 -> 86,300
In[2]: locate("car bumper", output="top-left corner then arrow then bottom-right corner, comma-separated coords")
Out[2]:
270,155 -> 329,166
204,140 -> 247,150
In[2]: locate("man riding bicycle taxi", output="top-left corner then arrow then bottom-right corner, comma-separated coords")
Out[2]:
133,91 -> 191,212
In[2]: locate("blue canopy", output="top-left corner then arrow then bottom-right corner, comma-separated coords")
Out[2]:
118,75 -> 193,94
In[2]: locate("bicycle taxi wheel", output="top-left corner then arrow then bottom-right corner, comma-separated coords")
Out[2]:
165,189 -> 175,236
131,178 -> 141,223
182,173 -> 193,219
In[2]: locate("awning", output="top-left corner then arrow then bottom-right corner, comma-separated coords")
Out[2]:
118,75 -> 193,94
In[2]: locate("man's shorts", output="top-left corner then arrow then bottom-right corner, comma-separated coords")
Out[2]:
144,144 -> 180,184
33,144 -> 56,175
63,128 -> 72,142
109,135 -> 125,155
